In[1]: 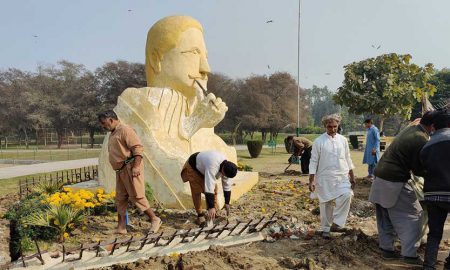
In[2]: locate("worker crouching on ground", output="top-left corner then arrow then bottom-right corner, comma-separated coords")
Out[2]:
291,136 -> 313,174
309,113 -> 355,239
98,110 -> 162,234
181,150 -> 238,226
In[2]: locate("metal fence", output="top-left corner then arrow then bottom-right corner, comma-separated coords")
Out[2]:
17,212 -> 277,268
0,148 -> 101,162
0,128 -> 107,150
18,165 -> 98,199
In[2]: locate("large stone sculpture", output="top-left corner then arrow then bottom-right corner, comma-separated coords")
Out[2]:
98,15 -> 258,209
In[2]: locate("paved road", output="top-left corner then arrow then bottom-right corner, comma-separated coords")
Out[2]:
0,158 -> 99,179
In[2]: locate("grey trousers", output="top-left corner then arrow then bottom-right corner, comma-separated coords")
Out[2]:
375,184 -> 423,257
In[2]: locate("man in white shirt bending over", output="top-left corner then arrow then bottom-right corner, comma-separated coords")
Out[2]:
181,150 -> 238,226
309,113 -> 356,239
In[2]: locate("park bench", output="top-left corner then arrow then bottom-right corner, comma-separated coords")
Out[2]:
354,135 -> 391,151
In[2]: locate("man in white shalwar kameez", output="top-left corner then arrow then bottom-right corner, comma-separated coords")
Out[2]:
309,114 -> 355,238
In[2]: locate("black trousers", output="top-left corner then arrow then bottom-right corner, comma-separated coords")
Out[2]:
300,147 -> 312,174
424,201 -> 450,270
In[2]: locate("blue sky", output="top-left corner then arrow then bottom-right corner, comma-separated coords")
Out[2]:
1,0 -> 449,90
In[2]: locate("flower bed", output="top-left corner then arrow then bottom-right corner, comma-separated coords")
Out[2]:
5,184 -> 116,259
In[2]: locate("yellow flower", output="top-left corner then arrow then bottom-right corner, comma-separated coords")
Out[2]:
63,232 -> 69,239
261,207 -> 266,213
169,252 -> 179,259
96,188 -> 104,194
84,202 -> 95,208
54,220 -> 60,225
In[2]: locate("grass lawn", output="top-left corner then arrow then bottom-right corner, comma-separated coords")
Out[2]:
237,147 -> 366,178
0,147 -> 367,197
218,132 -> 321,145
0,170 -> 77,197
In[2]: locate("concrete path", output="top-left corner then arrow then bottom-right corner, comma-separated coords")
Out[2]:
0,158 -> 98,179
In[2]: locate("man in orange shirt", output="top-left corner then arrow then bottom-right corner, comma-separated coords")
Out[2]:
98,110 -> 161,234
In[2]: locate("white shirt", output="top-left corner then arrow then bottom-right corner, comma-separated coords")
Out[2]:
309,133 -> 355,202
196,150 -> 232,193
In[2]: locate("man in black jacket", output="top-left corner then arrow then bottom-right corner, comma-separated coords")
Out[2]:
421,109 -> 450,270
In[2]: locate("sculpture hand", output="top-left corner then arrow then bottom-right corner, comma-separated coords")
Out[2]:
194,81 -> 228,118
192,92 -> 228,128
204,93 -> 228,118
181,87 -> 229,139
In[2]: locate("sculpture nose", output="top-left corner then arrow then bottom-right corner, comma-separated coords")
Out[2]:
199,55 -> 210,77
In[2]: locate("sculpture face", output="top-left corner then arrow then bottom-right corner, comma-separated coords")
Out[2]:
153,28 -> 210,99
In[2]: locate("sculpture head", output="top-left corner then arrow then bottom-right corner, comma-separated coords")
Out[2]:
146,16 -> 210,99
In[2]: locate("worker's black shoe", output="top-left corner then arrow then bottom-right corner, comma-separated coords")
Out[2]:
330,223 -> 346,233
402,256 -> 423,265
380,248 -> 401,260
322,231 -> 331,239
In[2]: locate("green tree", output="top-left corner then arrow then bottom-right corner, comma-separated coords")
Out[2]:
411,68 -> 450,118
430,69 -> 450,108
95,61 -> 146,109
305,85 -> 340,126
0,69 -> 36,148
72,72 -> 104,148
236,72 -> 307,141
334,53 -> 436,131
28,61 -> 90,148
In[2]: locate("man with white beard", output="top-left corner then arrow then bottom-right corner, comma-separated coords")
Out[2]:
309,113 -> 355,239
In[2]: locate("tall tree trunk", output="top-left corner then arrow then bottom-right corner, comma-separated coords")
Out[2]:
379,117 -> 385,133
231,122 -> 241,146
270,131 -> 278,141
89,129 -> 95,149
237,129 -> 243,144
57,129 -> 64,149
261,131 -> 267,142
23,129 -> 29,149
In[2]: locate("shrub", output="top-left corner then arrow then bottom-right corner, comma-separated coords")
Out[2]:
246,140 -> 263,158
349,135 -> 359,150
33,179 -> 65,195
301,126 -> 323,134
23,204 -> 85,242
5,195 -> 58,257
237,162 -> 253,172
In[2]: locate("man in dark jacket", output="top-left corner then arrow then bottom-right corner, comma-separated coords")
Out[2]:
369,111 -> 435,265
420,109 -> 450,270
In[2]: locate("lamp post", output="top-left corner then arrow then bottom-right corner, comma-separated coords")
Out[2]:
296,0 -> 301,136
